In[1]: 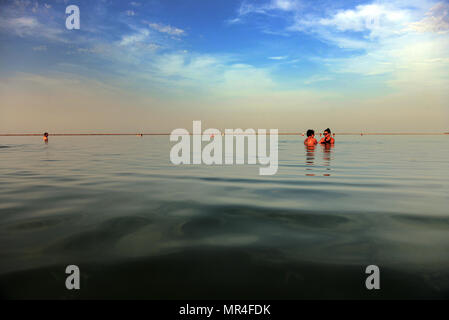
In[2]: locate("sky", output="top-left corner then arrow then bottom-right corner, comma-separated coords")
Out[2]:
0,0 -> 448,133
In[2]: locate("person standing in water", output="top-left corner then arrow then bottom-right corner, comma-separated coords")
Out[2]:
319,128 -> 335,145
304,129 -> 318,147
43,132 -> 49,144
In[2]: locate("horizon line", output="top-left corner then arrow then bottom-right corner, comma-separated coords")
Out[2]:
1,132 -> 449,136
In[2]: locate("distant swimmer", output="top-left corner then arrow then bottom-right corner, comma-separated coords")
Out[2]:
304,129 -> 317,147
319,128 -> 335,145
43,132 -> 49,143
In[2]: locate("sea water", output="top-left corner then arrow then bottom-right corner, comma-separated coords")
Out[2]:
0,135 -> 448,299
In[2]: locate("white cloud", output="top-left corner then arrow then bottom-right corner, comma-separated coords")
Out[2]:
0,3 -> 66,42
148,53 -> 275,95
2,16 -> 39,36
238,0 -> 300,16
409,2 -> 449,33
0,16 -> 63,42
232,0 -> 449,94
153,54 -> 223,79
232,0 -> 447,50
226,17 -> 242,25
272,0 -> 299,11
288,2 -> 416,45
119,28 -> 150,46
268,56 -> 287,60
145,22 -> 186,36
320,3 -> 415,40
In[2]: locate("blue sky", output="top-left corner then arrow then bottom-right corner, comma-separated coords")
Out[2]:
0,0 -> 448,132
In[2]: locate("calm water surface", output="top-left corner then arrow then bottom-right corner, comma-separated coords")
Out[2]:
0,135 -> 448,299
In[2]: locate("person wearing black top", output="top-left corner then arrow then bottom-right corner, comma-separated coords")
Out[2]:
319,128 -> 335,145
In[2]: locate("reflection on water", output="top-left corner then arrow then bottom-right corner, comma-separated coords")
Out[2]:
322,144 -> 333,176
305,145 -> 316,176
0,135 -> 449,299
304,144 -> 333,176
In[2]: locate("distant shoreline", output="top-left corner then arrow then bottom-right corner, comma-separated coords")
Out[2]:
1,132 -> 448,136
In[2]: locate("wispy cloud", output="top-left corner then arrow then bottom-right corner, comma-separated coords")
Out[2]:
227,0 -> 449,101
268,56 -> 287,60
0,15 -> 65,41
1,16 -> 39,36
145,22 -> 186,36
119,28 -> 150,46
317,4 -> 410,35
147,53 -> 275,96
226,17 -> 242,25
409,2 -> 449,34
238,0 -> 301,16
287,2 -> 416,48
